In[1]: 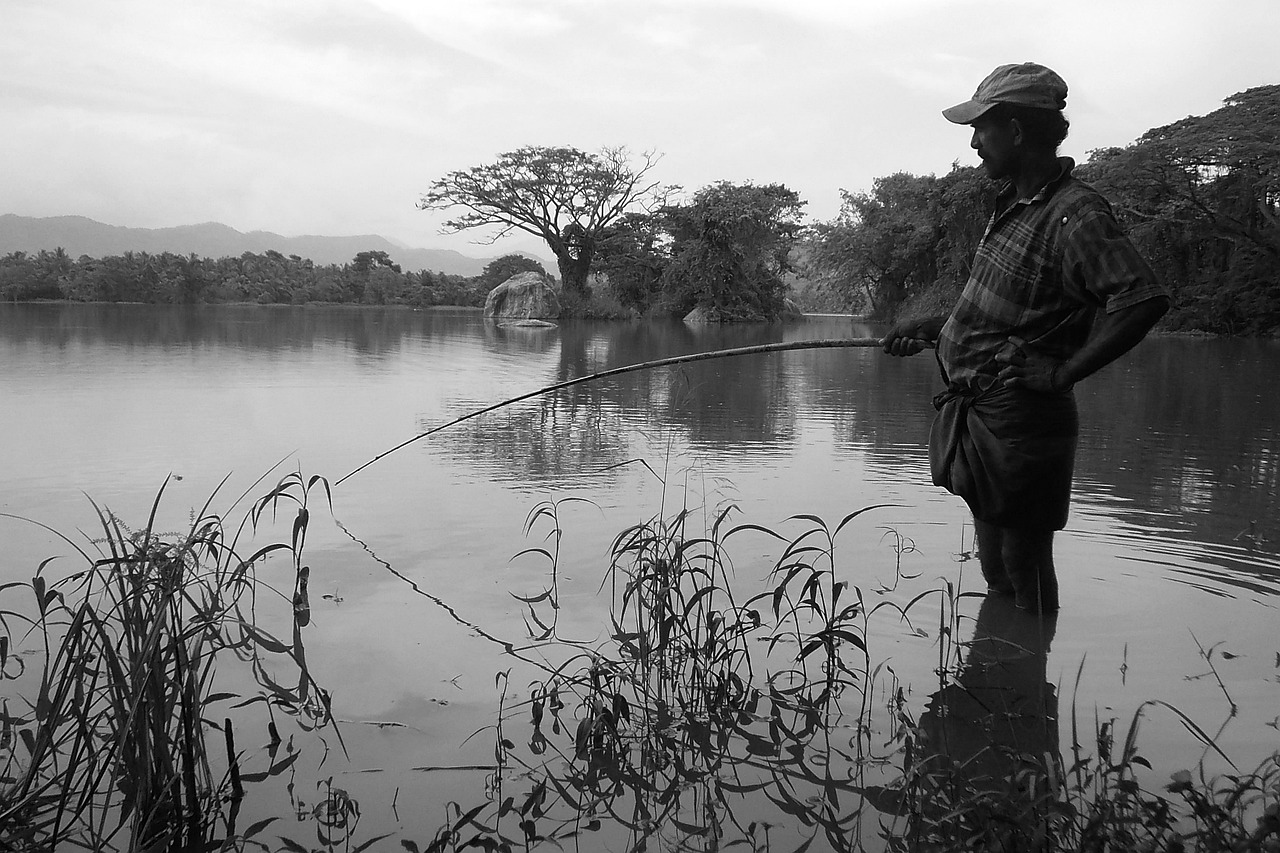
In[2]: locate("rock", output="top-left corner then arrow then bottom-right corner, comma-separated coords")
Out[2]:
484,272 -> 561,320
682,306 -> 724,325
781,297 -> 805,318
498,319 -> 557,329
682,304 -> 791,324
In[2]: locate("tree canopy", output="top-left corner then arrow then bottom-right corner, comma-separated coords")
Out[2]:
419,146 -> 667,297
0,248 -> 491,308
805,84 -> 1280,333
804,167 -> 990,317
660,182 -> 806,320
589,181 -> 807,321
1078,84 -> 1280,333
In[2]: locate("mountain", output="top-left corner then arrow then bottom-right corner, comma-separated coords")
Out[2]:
0,214 -> 550,277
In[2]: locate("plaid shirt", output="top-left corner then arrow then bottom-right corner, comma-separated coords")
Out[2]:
937,158 -> 1166,390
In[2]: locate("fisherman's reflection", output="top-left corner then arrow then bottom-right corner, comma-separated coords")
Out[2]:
863,595 -> 1059,840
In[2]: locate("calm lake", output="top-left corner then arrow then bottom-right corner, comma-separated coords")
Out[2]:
2,303 -> 1278,850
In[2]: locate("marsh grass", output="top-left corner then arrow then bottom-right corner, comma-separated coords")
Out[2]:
0,470 -> 350,852
409,497 -> 1280,853
3,472 -> 1276,852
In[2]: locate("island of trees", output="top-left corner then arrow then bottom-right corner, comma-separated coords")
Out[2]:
3,84 -> 1276,334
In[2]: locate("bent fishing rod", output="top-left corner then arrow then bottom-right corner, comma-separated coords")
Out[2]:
335,335 -> 932,486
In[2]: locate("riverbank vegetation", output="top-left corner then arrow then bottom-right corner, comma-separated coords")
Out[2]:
804,84 -> 1280,335
2,474 -> 1276,851
3,83 -> 1276,331
0,247 -> 546,310
0,471 -> 342,851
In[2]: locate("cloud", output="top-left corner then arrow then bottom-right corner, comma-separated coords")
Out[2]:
2,0 -> 1278,251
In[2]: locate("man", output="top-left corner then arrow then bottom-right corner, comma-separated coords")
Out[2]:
883,62 -> 1169,613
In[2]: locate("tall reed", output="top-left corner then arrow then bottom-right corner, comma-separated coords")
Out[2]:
0,471 -> 334,851
409,494 -> 1279,853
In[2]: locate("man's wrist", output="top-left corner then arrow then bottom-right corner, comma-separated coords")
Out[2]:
1050,364 -> 1074,392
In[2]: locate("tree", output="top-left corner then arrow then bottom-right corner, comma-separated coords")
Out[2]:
660,181 -> 805,321
1079,84 -> 1280,333
805,166 -> 992,318
476,253 -> 546,291
593,212 -> 669,314
419,146 -> 667,297
352,250 -> 401,274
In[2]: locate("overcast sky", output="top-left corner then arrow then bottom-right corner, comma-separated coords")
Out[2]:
3,0 -> 1278,257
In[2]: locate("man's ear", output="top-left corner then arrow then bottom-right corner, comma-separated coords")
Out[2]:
1010,117 -> 1025,146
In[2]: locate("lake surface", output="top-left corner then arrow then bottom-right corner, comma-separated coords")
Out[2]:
2,303 -> 1278,849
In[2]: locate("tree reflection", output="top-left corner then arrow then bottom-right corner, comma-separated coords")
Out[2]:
6,304 -> 1275,585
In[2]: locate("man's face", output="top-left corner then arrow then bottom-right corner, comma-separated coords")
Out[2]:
969,114 -> 1018,180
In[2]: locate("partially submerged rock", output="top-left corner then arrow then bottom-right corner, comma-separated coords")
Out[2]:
484,272 -> 561,320
498,319 -> 558,329
683,303 -> 804,324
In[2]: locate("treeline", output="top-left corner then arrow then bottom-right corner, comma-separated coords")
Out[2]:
592,181 -> 806,321
6,85 -> 1276,331
803,84 -> 1280,334
0,247 -> 546,308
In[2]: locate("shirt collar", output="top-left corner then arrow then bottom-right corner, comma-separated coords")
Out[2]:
998,156 -> 1077,205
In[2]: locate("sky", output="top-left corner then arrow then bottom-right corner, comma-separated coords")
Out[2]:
3,0 -> 1278,259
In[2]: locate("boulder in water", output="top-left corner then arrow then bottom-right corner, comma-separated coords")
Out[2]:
484,272 -> 561,320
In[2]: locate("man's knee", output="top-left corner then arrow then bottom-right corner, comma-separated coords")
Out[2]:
1001,527 -> 1055,568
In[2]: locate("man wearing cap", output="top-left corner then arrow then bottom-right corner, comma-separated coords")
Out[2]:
883,62 -> 1169,614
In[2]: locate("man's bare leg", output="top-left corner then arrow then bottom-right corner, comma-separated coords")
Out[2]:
974,520 -> 1059,613
974,519 -> 1015,596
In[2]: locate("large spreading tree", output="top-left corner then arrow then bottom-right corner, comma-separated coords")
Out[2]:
1079,84 -> 1280,333
419,146 -> 667,296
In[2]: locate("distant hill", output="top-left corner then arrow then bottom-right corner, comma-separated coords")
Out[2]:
0,214 -> 550,277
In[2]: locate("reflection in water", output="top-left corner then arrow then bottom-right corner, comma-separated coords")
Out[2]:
451,319 -> 1280,593
919,596 -> 1058,810
860,595 -> 1060,849
0,301 -> 492,356
4,304 -> 1278,849
4,303 -> 1278,593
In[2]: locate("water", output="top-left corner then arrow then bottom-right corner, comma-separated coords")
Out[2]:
2,303 -> 1278,848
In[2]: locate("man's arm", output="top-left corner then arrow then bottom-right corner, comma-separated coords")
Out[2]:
997,296 -> 1170,392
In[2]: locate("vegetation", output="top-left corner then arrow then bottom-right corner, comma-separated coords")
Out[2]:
657,182 -> 805,321
1079,84 -> 1280,335
803,85 -> 1280,334
2,463 -> 1276,850
590,181 -> 808,321
804,168 -> 989,318
388,496 -> 1279,853
419,146 -> 668,298
0,471 -> 350,852
4,85 -> 1277,327
0,249 -> 546,308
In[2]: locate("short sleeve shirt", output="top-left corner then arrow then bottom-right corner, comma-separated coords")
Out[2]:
936,158 -> 1166,390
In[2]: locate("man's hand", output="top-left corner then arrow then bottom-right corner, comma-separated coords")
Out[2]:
995,343 -> 1065,393
997,296 -> 1169,393
882,316 -> 944,357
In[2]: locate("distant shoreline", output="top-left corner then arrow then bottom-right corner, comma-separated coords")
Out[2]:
1,298 -> 485,311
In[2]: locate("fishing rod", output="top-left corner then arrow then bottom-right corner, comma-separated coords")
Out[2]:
335,335 -> 931,486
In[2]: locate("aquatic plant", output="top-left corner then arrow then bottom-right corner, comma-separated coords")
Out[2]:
3,471 -> 1276,852
406,496 -> 1280,853
0,471 -> 340,852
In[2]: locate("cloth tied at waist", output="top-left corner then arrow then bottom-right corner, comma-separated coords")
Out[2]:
929,383 -> 1078,530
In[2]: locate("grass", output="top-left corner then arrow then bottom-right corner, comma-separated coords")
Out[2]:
404,494 -> 1280,853
2,472 -> 1277,852
0,470 -> 353,852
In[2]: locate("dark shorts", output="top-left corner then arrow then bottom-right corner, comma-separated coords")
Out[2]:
929,383 -> 1079,530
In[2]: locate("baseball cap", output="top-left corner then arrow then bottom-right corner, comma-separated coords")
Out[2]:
943,62 -> 1068,124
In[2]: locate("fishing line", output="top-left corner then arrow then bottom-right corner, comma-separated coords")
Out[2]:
336,336 -> 930,485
